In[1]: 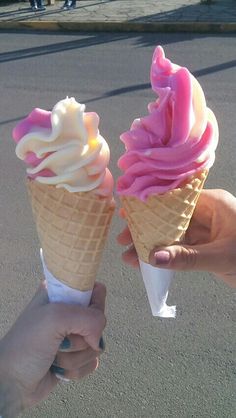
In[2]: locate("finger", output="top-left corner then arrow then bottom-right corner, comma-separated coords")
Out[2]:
59,335 -> 89,352
192,189 -> 236,228
90,282 -> 106,312
117,227 -> 133,246
56,305 -> 106,352
119,207 -> 126,218
56,347 -> 99,371
122,246 -> 139,268
37,370 -> 59,395
149,239 -> 236,275
191,190 -> 215,227
185,223 -> 211,245
24,281 -> 49,311
59,334 -> 105,353
63,358 -> 99,381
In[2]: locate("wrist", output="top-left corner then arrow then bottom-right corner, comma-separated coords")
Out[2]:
0,340 -> 23,418
0,380 -> 22,418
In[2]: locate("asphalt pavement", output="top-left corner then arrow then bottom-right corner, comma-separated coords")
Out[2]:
0,0 -> 236,32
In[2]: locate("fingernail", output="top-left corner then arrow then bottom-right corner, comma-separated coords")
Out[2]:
55,374 -> 71,383
99,336 -> 105,351
154,250 -> 170,264
59,337 -> 71,350
50,365 -> 65,376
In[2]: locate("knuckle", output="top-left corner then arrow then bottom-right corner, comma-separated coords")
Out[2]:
57,351 -> 84,371
185,248 -> 199,270
223,239 -> 236,268
171,246 -> 198,270
96,310 -> 106,330
55,353 -> 67,369
214,189 -> 236,209
98,282 -> 107,297
42,303 -> 59,324
69,358 -> 98,380
47,303 -> 66,323
90,308 -> 106,331
91,357 -> 99,371
215,189 -> 231,200
84,358 -> 99,374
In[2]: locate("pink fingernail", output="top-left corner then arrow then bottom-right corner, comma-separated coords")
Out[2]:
154,250 -> 170,264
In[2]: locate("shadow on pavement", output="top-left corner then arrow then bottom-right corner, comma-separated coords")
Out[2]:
0,30 -> 235,121
85,56 -> 236,104
130,0 -> 235,23
0,116 -> 27,126
194,59 -> 236,77
0,32 -> 133,63
1,30 -> 235,68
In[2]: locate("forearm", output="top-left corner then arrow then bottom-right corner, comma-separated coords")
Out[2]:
0,338 -> 23,418
0,380 -> 22,418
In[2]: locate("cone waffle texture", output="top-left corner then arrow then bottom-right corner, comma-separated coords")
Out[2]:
121,170 -> 208,263
27,179 -> 114,291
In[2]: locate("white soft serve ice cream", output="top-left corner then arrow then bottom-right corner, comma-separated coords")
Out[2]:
13,97 -> 113,196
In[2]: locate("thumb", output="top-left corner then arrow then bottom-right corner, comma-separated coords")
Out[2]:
23,281 -> 49,312
149,239 -> 234,275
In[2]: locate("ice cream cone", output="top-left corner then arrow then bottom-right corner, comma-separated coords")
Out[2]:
117,46 -> 218,317
27,178 -> 114,292
120,170 -> 207,318
120,170 -> 208,264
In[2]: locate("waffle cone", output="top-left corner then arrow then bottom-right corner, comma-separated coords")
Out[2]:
121,170 -> 208,263
27,179 -> 114,291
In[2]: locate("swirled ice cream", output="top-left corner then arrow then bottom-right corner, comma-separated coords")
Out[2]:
116,46 -> 219,318
13,97 -> 113,196
12,97 -> 115,295
117,46 -> 218,201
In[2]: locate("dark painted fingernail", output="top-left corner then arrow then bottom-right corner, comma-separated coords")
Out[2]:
59,337 -> 71,350
50,365 -> 65,376
154,250 -> 170,264
99,336 -> 105,351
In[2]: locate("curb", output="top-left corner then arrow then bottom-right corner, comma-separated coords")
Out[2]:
0,20 -> 235,33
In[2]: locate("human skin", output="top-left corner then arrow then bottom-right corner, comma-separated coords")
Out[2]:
117,189 -> 236,288
0,282 -> 106,417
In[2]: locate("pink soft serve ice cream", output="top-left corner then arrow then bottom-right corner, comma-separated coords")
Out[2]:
117,46 -> 218,201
